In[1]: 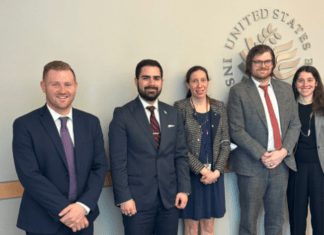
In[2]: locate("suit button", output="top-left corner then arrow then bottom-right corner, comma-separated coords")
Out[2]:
198,139 -> 200,141
212,125 -> 214,128
318,146 -> 320,149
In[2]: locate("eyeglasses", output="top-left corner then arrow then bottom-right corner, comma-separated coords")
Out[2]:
252,60 -> 272,67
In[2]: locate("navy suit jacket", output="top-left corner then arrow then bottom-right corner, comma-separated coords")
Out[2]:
12,105 -> 107,234
109,97 -> 190,211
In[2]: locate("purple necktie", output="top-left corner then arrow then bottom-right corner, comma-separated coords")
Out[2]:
60,117 -> 77,201
146,106 -> 161,148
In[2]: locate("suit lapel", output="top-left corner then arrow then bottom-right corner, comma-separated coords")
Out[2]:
130,97 -> 157,150
72,109 -> 82,174
246,78 -> 268,127
38,105 -> 68,169
158,102 -> 168,154
271,80 -> 286,131
315,114 -> 322,143
210,107 -> 220,143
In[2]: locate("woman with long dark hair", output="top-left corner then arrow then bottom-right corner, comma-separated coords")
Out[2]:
288,65 -> 324,235
174,66 -> 230,235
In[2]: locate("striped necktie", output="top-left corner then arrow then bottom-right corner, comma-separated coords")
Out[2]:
146,106 -> 161,148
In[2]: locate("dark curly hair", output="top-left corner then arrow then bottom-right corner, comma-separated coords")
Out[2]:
292,65 -> 324,116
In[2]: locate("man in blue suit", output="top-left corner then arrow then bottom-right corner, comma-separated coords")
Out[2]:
12,61 -> 107,235
109,59 -> 190,235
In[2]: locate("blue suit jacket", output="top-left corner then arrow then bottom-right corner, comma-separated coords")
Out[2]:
12,105 -> 107,234
109,97 -> 190,211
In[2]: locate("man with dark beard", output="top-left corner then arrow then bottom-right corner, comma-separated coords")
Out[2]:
227,45 -> 301,235
109,59 -> 190,235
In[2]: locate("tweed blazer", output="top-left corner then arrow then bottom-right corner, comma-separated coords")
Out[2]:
174,98 -> 230,174
228,78 -> 301,176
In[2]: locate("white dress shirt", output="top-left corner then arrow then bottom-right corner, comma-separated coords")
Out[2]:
251,78 -> 282,152
138,96 -> 161,125
46,104 -> 90,215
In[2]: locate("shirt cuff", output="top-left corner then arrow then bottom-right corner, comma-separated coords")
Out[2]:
77,202 -> 90,215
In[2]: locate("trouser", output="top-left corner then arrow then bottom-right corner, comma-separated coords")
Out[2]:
237,163 -> 289,235
287,162 -> 324,235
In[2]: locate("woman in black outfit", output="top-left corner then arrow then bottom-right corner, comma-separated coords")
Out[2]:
287,66 -> 324,235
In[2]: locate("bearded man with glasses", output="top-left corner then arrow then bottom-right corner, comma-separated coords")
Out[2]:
227,45 -> 301,235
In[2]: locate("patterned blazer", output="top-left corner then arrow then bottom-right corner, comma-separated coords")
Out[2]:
174,98 -> 230,174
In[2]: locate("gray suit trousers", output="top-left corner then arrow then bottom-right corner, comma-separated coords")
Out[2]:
236,163 -> 289,235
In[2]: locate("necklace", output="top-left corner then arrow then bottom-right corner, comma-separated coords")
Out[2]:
298,103 -> 313,137
190,97 -> 208,113
190,97 -> 211,168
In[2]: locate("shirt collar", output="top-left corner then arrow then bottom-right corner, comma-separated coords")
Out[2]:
138,95 -> 159,111
251,76 -> 272,88
46,104 -> 73,122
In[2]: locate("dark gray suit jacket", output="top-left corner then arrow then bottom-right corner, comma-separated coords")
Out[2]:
228,78 -> 301,176
109,97 -> 190,211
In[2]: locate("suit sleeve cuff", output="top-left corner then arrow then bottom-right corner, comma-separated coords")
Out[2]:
117,198 -> 133,206
77,202 -> 90,215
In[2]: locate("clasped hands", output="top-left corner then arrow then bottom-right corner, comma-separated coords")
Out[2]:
261,148 -> 288,169
200,167 -> 221,185
59,203 -> 88,232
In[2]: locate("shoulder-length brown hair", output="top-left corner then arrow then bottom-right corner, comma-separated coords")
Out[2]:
292,65 -> 324,116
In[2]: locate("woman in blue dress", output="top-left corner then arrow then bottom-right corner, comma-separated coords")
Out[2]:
174,66 -> 230,235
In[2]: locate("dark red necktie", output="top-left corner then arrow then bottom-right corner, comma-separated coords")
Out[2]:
259,85 -> 282,150
146,106 -> 160,147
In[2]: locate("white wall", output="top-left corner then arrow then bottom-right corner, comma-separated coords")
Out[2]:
1,0 -> 322,234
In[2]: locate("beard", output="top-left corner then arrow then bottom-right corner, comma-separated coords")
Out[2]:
252,67 -> 272,81
137,85 -> 162,102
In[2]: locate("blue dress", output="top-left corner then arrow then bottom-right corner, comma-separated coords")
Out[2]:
180,111 -> 225,221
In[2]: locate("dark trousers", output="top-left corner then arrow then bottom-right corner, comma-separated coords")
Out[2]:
122,193 -> 179,235
237,163 -> 289,235
26,223 -> 93,235
287,162 -> 324,235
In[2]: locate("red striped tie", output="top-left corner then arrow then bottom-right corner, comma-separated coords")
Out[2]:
147,106 -> 160,147
259,85 -> 282,150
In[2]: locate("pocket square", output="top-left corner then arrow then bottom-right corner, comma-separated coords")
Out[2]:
168,124 -> 175,128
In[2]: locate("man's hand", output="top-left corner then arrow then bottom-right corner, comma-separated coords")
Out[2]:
175,192 -> 188,209
120,199 -> 137,217
261,148 -> 288,169
70,216 -> 89,232
201,170 -> 220,184
59,203 -> 87,229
